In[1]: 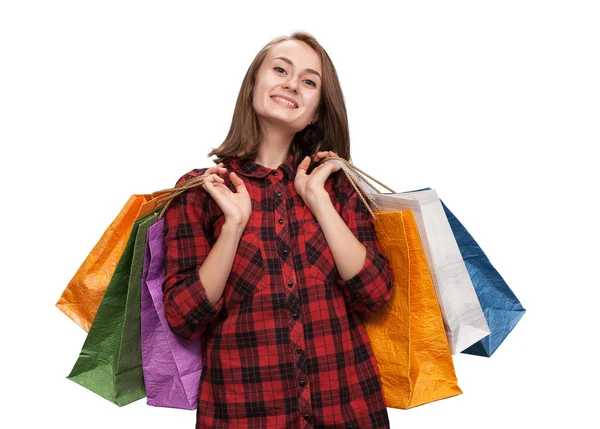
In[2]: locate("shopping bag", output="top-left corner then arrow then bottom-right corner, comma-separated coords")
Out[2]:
363,209 -> 462,408
390,187 -> 526,357
330,160 -> 490,354
441,201 -> 526,357
56,193 -> 170,332
67,211 -> 159,406
327,157 -> 462,408
141,217 -> 202,409
380,189 -> 490,353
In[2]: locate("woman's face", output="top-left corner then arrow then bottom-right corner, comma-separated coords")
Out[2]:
252,40 -> 322,134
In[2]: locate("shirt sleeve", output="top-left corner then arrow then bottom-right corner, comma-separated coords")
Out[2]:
162,168 -> 224,341
335,176 -> 394,314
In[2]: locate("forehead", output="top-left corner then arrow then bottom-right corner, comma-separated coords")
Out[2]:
267,40 -> 322,73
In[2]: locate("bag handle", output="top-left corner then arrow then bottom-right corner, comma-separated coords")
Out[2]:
149,174 -> 209,218
323,156 -> 396,221
151,157 -> 394,220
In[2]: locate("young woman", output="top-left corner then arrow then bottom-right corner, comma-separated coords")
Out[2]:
162,31 -> 394,428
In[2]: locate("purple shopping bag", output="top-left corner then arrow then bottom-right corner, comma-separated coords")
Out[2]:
141,217 -> 202,410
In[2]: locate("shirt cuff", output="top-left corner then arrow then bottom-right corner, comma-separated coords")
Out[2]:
335,245 -> 389,292
177,267 -> 225,322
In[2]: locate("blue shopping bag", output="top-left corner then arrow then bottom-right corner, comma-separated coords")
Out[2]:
392,187 -> 526,357
440,201 -> 526,357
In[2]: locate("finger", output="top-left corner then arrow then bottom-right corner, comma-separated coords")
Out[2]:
229,172 -> 249,194
205,167 -> 227,177
312,151 -> 327,161
202,174 -> 224,193
215,168 -> 226,175
319,151 -> 338,162
206,173 -> 225,183
314,151 -> 336,162
297,156 -> 311,174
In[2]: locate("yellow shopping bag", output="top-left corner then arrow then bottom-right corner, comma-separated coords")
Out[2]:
329,156 -> 462,408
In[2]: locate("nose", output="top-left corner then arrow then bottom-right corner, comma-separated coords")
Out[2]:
283,76 -> 298,92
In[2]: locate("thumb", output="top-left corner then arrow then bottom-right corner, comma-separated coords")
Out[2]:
297,156 -> 311,174
230,171 -> 249,194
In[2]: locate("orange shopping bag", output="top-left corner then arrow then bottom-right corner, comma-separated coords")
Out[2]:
56,174 -> 207,332
56,192 -> 171,332
329,157 -> 462,409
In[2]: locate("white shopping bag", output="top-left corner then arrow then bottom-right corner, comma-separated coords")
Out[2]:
331,159 -> 490,354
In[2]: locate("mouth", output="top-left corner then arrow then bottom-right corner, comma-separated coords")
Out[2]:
271,95 -> 298,109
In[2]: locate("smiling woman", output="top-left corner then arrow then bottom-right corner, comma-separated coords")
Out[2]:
205,33 -> 351,189
248,38 -> 325,163
162,31 -> 393,429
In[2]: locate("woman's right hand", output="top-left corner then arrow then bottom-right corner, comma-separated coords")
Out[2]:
201,162 -> 251,227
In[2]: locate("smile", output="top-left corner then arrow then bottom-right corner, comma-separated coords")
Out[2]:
271,96 -> 298,109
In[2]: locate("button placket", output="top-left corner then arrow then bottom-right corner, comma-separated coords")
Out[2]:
269,172 -> 311,422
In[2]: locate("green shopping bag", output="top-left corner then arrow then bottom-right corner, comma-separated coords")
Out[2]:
67,211 -> 160,406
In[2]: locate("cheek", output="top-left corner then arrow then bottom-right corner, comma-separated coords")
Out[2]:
253,78 -> 275,105
252,83 -> 268,112
305,93 -> 320,112
305,98 -> 319,118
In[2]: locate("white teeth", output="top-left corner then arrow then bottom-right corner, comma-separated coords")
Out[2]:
273,96 -> 297,107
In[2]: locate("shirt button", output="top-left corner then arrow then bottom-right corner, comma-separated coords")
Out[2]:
296,347 -> 302,354
288,281 -> 293,287
272,171 -> 278,176
283,249 -> 288,255
276,192 -> 282,197
278,219 -> 284,224
299,380 -> 305,386
292,313 -> 299,319
304,414 -> 310,420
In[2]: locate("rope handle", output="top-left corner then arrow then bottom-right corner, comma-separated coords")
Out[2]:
148,172 -> 210,218
150,157 -> 393,220
321,156 -> 396,221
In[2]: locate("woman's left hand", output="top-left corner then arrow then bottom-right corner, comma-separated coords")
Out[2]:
294,150 -> 341,208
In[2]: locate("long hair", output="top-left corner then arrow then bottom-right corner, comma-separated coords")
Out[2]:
208,31 -> 351,190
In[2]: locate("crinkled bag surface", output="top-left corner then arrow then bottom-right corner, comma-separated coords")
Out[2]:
375,190 -> 491,354
441,201 -> 526,357
67,212 -> 159,406
359,209 -> 462,408
141,217 -> 202,409
332,160 -> 490,354
56,194 -> 168,332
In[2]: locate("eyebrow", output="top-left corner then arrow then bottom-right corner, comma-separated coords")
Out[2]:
273,56 -> 322,80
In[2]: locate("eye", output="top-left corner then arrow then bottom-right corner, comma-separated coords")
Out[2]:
274,67 -> 317,87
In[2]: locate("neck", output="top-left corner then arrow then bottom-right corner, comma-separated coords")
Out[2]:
254,120 -> 295,169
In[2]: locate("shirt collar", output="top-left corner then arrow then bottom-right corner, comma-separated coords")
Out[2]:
229,152 -> 297,180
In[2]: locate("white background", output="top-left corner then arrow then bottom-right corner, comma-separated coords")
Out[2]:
1,1 -> 598,428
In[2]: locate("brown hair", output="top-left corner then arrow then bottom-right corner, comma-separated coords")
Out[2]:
207,31 -> 351,190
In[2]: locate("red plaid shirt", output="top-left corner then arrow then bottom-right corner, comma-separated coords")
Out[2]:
163,152 -> 394,428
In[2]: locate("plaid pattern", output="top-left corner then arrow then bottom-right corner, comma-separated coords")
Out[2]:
163,153 -> 394,428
